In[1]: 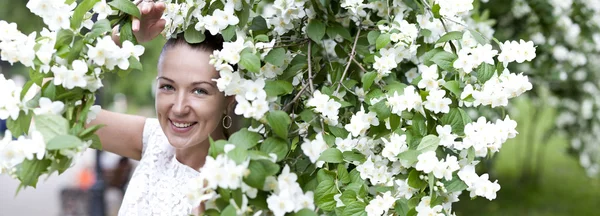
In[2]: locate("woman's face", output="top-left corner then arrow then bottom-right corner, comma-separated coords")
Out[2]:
156,44 -> 228,149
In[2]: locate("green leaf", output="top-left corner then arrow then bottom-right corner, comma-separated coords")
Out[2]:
440,108 -> 472,135
328,125 -> 349,138
264,80 -> 293,97
67,37 -> 84,63
467,146 -> 476,162
128,56 -> 143,72
7,111 -> 32,136
220,205 -> 236,216
317,169 -> 336,182
436,31 -> 463,44
209,138 -> 228,157
338,164 -> 351,184
264,48 -> 286,67
35,114 -> 69,143
432,3 -> 441,18
369,100 -> 391,121
342,201 -> 368,216
184,25 -> 206,44
411,113 -> 427,136
421,48 -> 444,66
315,179 -> 337,211
416,135 -> 440,153
376,33 -> 391,50
395,199 -> 411,216
361,71 -> 377,90
221,25 -> 236,41
430,51 -> 457,72
227,147 -> 248,164
119,20 -> 137,45
87,19 -> 112,40
50,154 -> 73,175
397,149 -> 420,164
254,34 -> 269,42
260,137 -> 289,162
47,134 -> 83,150
469,29 -> 488,45
240,50 -> 261,73
88,134 -> 103,150
108,0 -> 141,18
267,110 -> 291,139
250,16 -> 269,32
476,63 -> 496,83
229,128 -> 262,149
293,209 -> 318,216
319,148 -> 343,163
55,29 -> 74,49
442,80 -> 461,97
243,159 -> 279,188
407,169 -> 427,189
19,80 -> 34,101
342,151 -> 366,163
367,31 -> 380,45
71,0 -> 100,29
340,189 -> 357,205
17,158 -> 51,187
236,1 -> 251,27
442,177 -> 468,193
327,24 -> 352,41
307,19 -> 326,42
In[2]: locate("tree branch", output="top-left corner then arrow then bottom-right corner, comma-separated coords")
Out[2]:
308,41 -> 315,93
283,84 -> 309,112
335,28 -> 362,93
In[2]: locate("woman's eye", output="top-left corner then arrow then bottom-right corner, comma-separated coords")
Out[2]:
159,84 -> 174,91
193,89 -> 208,95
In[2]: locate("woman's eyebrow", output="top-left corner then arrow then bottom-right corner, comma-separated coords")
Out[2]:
192,81 -> 216,88
157,76 -> 174,82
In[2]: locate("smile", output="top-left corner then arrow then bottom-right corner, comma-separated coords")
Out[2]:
169,119 -> 198,131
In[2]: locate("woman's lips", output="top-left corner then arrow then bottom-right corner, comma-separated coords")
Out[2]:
169,119 -> 197,134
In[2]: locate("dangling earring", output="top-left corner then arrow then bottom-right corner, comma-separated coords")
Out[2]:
222,115 -> 232,129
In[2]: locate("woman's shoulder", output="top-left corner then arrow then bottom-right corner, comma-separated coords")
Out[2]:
141,118 -> 169,156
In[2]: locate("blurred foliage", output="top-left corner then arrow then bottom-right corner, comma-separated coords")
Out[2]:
455,97 -> 600,216
0,0 -> 166,109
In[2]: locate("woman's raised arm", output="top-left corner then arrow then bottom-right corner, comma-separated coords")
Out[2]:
88,110 -> 146,160
91,1 -> 166,160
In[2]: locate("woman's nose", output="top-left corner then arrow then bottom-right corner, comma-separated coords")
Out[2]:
172,92 -> 190,116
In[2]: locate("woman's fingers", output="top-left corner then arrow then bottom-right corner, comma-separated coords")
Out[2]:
142,1 -> 153,14
132,17 -> 140,32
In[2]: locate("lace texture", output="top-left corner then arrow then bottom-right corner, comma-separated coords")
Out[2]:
118,118 -> 200,216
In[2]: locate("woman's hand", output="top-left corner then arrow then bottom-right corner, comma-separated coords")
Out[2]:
132,0 -> 167,43
112,0 -> 167,44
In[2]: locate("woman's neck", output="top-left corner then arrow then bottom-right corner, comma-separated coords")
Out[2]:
175,132 -> 225,171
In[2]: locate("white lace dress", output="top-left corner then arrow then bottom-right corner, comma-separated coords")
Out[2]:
118,118 -> 201,216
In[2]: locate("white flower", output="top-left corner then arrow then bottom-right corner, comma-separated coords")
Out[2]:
245,78 -> 267,101
437,125 -> 458,148
20,130 -> 46,160
33,97 -> 65,116
335,134 -> 357,152
416,151 -> 438,173
267,193 -> 295,216
380,133 -> 408,162
0,75 -> 23,120
423,89 -> 452,114
365,191 -> 395,216
300,133 -> 328,164
93,0 -> 114,20
121,40 -> 145,60
63,60 -> 89,89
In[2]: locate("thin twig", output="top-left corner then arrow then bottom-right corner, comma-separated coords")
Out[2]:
308,41 -> 315,93
283,84 -> 309,112
335,28 -> 362,93
352,58 -> 368,73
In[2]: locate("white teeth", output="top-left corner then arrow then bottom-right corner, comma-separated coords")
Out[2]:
172,122 -> 193,128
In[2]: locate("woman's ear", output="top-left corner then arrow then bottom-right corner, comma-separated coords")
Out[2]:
226,96 -> 236,113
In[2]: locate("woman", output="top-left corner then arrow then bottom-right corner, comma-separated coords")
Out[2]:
90,1 -> 234,215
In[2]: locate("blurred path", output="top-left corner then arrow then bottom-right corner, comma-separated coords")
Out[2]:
0,149 -> 96,216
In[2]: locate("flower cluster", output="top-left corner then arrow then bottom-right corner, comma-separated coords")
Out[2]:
2,0 -> 540,215
491,0 -> 600,177
0,75 -> 23,120
26,0 -> 76,31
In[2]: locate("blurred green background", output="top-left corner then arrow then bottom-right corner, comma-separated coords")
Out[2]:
1,0 -> 600,215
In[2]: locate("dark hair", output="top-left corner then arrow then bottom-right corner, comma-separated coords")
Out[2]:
162,31 -> 224,53
158,31 -> 237,71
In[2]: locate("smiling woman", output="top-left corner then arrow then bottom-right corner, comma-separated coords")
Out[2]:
89,33 -> 238,216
